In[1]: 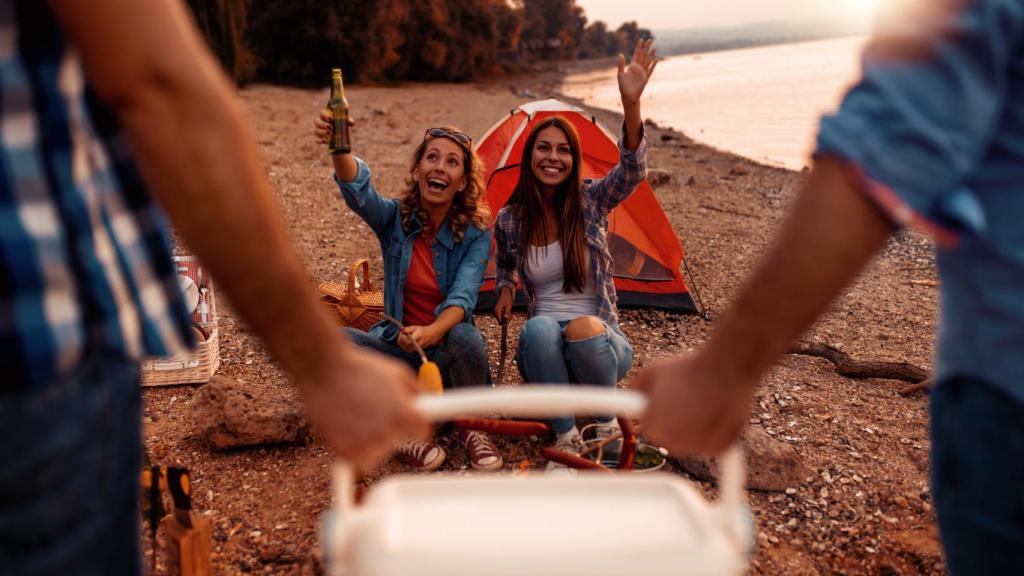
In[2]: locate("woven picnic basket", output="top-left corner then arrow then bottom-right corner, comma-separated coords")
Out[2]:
319,258 -> 384,332
142,255 -> 220,386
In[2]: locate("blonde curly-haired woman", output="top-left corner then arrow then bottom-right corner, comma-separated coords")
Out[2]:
315,112 -> 501,473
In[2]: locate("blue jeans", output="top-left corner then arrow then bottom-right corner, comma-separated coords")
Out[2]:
515,316 -> 633,434
930,376 -> 1024,575
0,352 -> 142,576
344,323 -> 490,389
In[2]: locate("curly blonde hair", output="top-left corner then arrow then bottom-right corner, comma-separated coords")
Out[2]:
399,127 -> 490,241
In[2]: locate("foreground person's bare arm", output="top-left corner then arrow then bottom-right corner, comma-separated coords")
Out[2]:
49,0 -> 428,466
635,158 -> 893,456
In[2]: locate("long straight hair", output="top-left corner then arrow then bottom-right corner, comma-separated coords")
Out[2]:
508,116 -> 587,293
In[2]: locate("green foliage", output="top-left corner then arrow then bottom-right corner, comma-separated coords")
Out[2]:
519,0 -> 586,60
391,0 -> 522,82
248,0 -> 519,84
185,0 -> 255,83
247,0 -> 409,85
578,20 -> 615,59
238,0 -> 644,85
614,21 -> 654,55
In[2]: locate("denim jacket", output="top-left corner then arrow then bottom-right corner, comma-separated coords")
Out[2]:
816,0 -> 1024,404
334,158 -> 491,343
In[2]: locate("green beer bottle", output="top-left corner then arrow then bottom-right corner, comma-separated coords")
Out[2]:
328,68 -> 351,155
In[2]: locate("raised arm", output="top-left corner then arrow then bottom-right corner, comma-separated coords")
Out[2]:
587,40 -> 655,213
617,39 -> 657,152
50,0 -> 427,466
314,110 -> 397,236
314,108 -> 358,181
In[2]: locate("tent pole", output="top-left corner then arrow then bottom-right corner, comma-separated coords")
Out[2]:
682,257 -> 711,321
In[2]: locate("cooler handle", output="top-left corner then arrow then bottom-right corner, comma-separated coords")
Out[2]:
333,386 -> 745,518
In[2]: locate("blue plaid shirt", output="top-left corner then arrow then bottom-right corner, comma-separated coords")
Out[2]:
817,0 -> 1024,403
0,2 -> 191,393
494,127 -> 648,327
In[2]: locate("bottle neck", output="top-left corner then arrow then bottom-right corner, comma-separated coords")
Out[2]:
331,76 -> 345,101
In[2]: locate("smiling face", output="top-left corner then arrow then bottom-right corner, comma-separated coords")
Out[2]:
413,136 -> 467,211
529,125 -> 574,193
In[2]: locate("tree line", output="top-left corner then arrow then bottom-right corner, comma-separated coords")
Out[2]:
186,0 -> 652,85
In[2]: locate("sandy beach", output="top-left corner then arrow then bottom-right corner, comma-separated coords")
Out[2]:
143,69 -> 943,574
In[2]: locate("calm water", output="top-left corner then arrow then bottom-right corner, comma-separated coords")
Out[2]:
562,36 -> 870,170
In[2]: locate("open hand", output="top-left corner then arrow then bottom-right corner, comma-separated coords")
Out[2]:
617,39 -> 658,105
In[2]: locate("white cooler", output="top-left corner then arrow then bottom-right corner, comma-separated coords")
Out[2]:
325,386 -> 754,576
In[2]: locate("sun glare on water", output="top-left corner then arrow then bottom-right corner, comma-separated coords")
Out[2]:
839,0 -> 885,24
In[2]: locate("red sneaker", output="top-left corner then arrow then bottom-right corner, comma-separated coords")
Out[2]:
459,429 -> 504,471
397,439 -> 446,472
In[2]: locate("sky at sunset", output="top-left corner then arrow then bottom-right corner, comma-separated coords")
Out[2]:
576,0 -> 883,29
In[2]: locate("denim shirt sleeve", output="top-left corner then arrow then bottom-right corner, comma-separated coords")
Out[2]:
436,226 -> 492,320
816,0 -> 1024,237
494,208 -> 520,294
333,157 -> 399,238
586,123 -> 649,215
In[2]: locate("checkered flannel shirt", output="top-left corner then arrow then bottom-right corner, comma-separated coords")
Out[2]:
0,1 -> 191,393
494,126 -> 648,327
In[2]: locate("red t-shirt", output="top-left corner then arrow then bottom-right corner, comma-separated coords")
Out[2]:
402,231 -> 443,327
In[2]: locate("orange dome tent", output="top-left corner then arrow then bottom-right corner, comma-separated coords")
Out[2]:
475,99 -> 702,315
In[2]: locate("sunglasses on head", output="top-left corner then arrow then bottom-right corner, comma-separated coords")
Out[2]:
424,127 -> 472,147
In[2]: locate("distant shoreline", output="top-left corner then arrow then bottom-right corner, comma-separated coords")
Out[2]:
656,31 -> 866,59
494,58 -> 800,176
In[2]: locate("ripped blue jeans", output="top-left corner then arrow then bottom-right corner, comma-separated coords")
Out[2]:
515,316 -> 633,434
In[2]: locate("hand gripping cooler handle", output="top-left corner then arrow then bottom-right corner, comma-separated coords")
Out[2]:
332,386 -> 746,518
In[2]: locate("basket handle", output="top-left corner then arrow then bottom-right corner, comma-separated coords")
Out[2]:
333,386 -> 746,518
347,258 -> 373,295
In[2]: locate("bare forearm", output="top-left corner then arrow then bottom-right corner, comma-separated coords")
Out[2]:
430,306 -> 466,338
332,152 -> 358,182
705,158 -> 893,386
622,101 -> 642,151
52,0 -> 348,383
135,91 -> 345,381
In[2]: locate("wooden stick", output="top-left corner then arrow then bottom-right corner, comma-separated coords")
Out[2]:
789,341 -> 929,383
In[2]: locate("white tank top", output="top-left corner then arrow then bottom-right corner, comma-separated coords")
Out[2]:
525,241 -> 598,321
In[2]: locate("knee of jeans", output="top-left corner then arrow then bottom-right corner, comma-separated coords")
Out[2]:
616,345 -> 634,381
519,316 -> 563,348
564,316 -> 606,341
446,323 -> 486,356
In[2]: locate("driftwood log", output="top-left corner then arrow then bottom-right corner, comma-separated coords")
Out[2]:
789,342 -> 931,396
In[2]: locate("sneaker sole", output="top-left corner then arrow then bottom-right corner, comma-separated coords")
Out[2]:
415,450 -> 446,472
470,457 -> 504,472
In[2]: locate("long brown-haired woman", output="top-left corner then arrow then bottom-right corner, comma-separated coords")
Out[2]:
314,112 -> 503,473
493,40 -> 658,472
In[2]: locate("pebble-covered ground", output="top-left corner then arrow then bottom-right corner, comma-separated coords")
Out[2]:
142,67 -> 944,574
